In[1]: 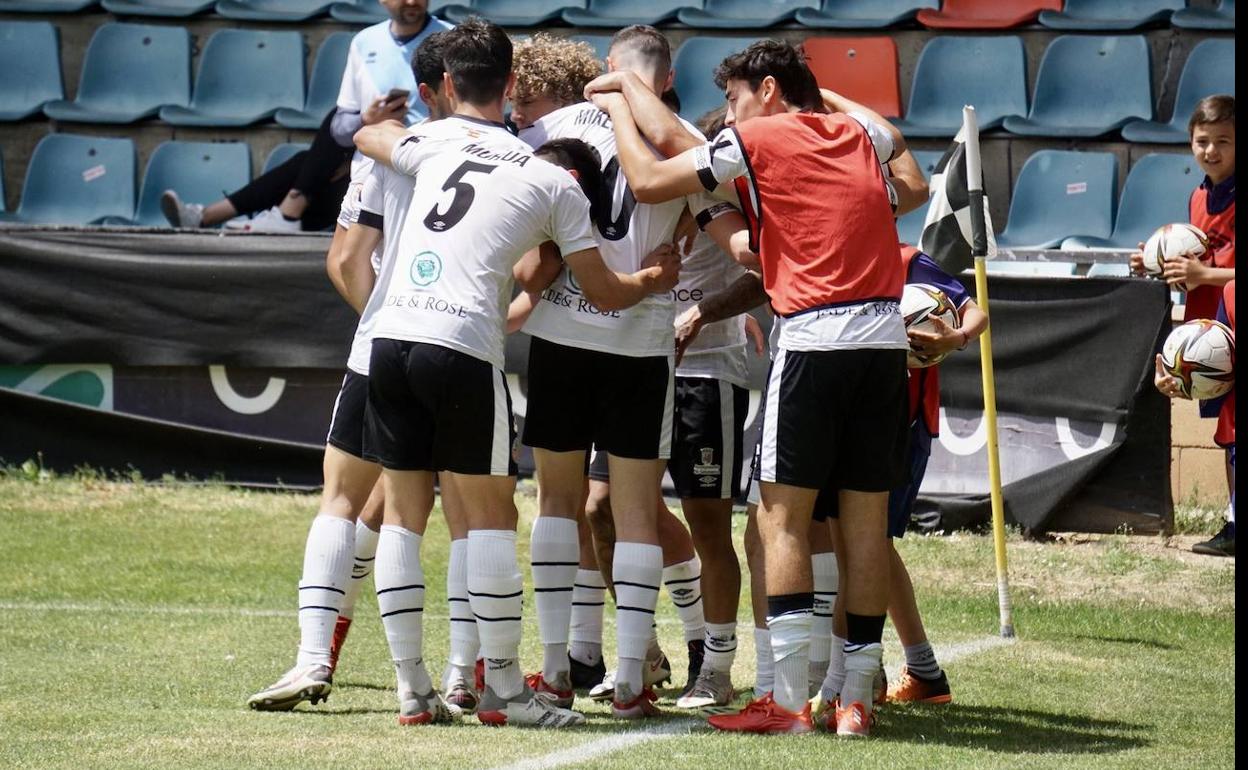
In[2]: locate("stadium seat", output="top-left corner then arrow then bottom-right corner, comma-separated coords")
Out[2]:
1086,262 -> 1131,277
570,34 -> 613,63
1121,39 -> 1235,144
984,261 -> 1078,277
1062,152 -> 1200,249
0,0 -> 96,11
0,150 -> 6,212
275,32 -> 353,130
1172,0 -> 1234,29
0,134 -> 136,225
441,1 -> 586,25
672,36 -> 759,122
116,141 -> 251,227
795,0 -> 938,28
802,37 -> 901,119
215,0 -> 334,21
893,36 -> 1028,137
995,150 -> 1118,249
0,21 -> 63,121
43,23 -> 190,125
159,30 -> 305,127
263,143 -> 310,173
99,0 -> 215,17
917,0 -> 1061,28
330,0 -> 464,23
677,0 -> 817,27
1038,0 -> 1182,29
1002,36 -> 1152,138
895,150 -> 946,247
563,0 -> 696,26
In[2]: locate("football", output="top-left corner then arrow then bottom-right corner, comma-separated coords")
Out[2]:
1160,319 -> 1235,400
901,283 -> 962,368
1140,223 -> 1210,276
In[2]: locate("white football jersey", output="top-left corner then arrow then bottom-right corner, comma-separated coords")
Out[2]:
370,116 -> 598,370
673,229 -> 751,388
519,102 -> 725,358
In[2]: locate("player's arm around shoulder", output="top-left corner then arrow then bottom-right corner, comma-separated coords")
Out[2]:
591,92 -> 709,204
354,120 -> 418,171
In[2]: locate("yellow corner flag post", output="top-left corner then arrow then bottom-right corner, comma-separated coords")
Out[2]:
963,106 -> 1016,638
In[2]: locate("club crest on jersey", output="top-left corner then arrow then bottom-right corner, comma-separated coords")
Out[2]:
409,251 -> 443,287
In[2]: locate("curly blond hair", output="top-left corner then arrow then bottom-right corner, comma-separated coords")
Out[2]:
511,33 -> 602,106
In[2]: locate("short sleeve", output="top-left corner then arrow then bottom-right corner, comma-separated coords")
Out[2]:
354,165 -> 386,230
390,132 -> 433,177
690,127 -> 747,191
848,111 -> 895,165
547,176 -> 598,257
336,42 -> 363,113
909,253 -> 971,308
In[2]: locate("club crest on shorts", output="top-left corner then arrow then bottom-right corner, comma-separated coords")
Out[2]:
694,447 -> 720,483
410,251 -> 443,287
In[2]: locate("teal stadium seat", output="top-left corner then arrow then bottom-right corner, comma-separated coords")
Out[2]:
1002,36 -> 1152,138
570,34 -> 613,64
160,30 -> 305,127
995,150 -> 1118,249
796,0 -> 938,28
672,36 -> 759,123
43,23 -> 190,124
99,0 -> 223,16
263,143 -> 310,173
1062,153 -> 1200,250
276,32 -> 353,129
1172,0 -> 1234,29
917,0 -> 1061,28
215,0 -> 335,21
678,0 -> 817,27
893,36 -> 1028,138
119,141 -> 251,227
895,150 -> 946,248
0,21 -> 63,121
1038,0 -> 1183,30
330,0 -> 459,22
0,0 -> 96,12
1122,39 -> 1235,144
0,134 -> 136,225
442,1 -> 586,26
563,0 -> 696,26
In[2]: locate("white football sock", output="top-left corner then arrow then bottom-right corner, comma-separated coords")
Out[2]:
446,538 -> 478,682
613,542 -> 663,695
374,525 -> 426,671
768,610 -> 812,714
569,568 -> 606,666
842,642 -> 884,713
468,530 -> 524,699
395,657 -> 434,698
296,514 -> 355,668
903,640 -> 942,680
530,516 -> 579,681
821,634 -> 847,702
663,557 -> 705,643
754,628 -> 774,697
809,552 -> 838,692
339,520 -> 379,620
703,621 -> 738,674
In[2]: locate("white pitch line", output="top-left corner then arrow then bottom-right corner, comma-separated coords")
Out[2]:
489,635 -> 1016,770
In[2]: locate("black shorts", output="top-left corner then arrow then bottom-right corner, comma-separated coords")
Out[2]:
364,339 -> 518,475
326,369 -> 369,459
756,348 -> 909,492
669,377 -> 748,500
522,337 -> 673,460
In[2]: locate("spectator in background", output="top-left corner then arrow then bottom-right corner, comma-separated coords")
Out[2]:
160,0 -> 451,232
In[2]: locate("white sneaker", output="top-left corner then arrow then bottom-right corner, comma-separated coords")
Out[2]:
246,664 -> 332,711
398,688 -> 459,726
160,190 -> 204,228
588,651 -> 672,702
476,685 -> 585,728
234,205 -> 302,233
675,668 -> 735,712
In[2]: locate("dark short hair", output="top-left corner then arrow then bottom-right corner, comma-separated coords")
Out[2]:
413,31 -> 448,91
660,88 -> 680,114
1189,94 -> 1235,134
713,39 -> 823,113
696,105 -> 727,140
609,24 -> 672,74
536,138 -> 603,222
441,17 -> 512,105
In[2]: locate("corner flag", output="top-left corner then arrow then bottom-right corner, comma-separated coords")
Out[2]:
919,123 -> 998,275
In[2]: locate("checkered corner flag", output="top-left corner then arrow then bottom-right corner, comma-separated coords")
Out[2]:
919,106 -> 997,275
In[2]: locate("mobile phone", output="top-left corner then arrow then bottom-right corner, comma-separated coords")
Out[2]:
384,88 -> 410,104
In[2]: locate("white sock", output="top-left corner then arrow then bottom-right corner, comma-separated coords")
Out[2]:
821,634 -> 847,702
703,622 -> 737,674
754,628 -> 774,697
842,642 -> 884,713
768,609 -> 812,713
339,520 -> 380,620
296,515 -> 355,667
647,623 -> 662,658
613,542 -> 663,695
530,516 -> 579,681
569,568 -> 606,666
374,525 -> 425,674
809,552 -> 838,692
395,657 -> 434,698
663,557 -> 705,643
446,538 -> 478,683
468,530 -> 524,699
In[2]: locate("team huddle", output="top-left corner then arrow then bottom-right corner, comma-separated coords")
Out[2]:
246,16 -> 989,738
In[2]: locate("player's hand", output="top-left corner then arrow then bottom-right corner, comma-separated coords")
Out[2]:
589,90 -> 628,116
674,305 -> 705,366
641,242 -> 681,294
364,94 -> 407,126
1162,255 -> 1206,290
673,208 -> 698,255
907,316 -> 965,357
743,313 -> 766,356
583,71 -> 629,100
1129,242 -> 1147,276
1154,354 -> 1188,399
